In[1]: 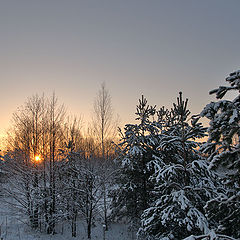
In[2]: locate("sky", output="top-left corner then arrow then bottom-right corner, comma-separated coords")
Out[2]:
1,0 -> 240,142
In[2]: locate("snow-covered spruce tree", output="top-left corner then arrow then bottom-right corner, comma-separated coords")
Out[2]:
111,96 -> 158,228
139,92 -> 215,240
200,70 -> 240,238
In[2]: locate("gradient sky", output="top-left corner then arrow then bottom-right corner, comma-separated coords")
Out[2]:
1,0 -> 240,141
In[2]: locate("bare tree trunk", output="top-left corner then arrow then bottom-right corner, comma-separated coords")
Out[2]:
103,181 -> 108,231
49,127 -> 55,234
87,205 -> 93,239
72,210 -> 77,237
47,93 -> 65,234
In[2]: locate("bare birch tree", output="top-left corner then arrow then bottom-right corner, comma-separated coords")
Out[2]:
92,82 -> 118,232
47,93 -> 65,234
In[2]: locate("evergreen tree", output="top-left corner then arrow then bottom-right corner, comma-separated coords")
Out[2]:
200,70 -> 240,238
140,93 -> 214,240
112,96 -> 157,228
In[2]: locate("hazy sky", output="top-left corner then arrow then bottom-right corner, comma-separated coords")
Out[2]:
1,0 -> 240,139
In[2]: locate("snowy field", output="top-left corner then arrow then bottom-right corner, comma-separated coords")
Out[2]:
0,190 -> 134,240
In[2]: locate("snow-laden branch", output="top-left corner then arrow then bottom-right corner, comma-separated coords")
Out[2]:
183,232 -> 238,239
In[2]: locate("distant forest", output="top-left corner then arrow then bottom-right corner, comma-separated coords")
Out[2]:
0,71 -> 240,240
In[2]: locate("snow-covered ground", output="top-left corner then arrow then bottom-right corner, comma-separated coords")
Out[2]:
0,189 -> 134,240
0,221 -> 133,240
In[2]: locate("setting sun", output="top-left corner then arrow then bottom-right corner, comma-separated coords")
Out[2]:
35,155 -> 41,162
